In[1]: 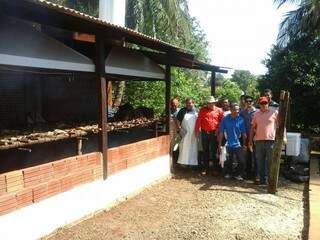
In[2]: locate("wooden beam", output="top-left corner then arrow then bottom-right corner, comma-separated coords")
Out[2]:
211,71 -> 216,97
95,35 -> 108,179
165,65 -> 171,134
73,32 -> 96,43
268,91 -> 290,194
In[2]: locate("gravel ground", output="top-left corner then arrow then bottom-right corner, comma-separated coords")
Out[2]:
45,170 -> 307,240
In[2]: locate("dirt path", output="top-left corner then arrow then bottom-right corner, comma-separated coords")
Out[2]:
46,171 -> 307,240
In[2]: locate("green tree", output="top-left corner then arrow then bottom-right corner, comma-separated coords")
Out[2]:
230,70 -> 259,98
216,79 -> 243,103
275,0 -> 320,46
261,35 -> 320,133
49,0 -> 99,17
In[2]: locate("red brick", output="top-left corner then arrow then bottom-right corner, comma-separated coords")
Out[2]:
6,170 -> 24,193
23,166 -> 41,187
52,160 -> 68,178
16,189 -> 33,209
110,161 -> 127,174
92,166 -> 103,180
82,169 -> 94,184
39,164 -> 53,182
87,152 -> 100,164
32,184 -> 48,203
76,155 -> 88,168
0,194 -> 17,215
0,174 -> 6,195
60,175 -> 73,192
118,146 -> 131,159
66,156 -> 79,172
109,148 -> 120,163
47,179 -> 61,197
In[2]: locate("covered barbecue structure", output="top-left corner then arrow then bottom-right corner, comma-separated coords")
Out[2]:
0,1 -> 227,239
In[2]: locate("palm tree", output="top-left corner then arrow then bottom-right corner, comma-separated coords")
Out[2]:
275,0 -> 320,46
126,0 -> 191,44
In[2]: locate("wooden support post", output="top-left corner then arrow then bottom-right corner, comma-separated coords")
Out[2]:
165,64 -> 171,135
211,71 -> 216,97
77,138 -> 83,155
95,35 -> 108,179
268,91 -> 290,194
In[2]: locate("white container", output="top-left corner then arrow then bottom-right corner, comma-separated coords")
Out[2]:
283,132 -> 301,156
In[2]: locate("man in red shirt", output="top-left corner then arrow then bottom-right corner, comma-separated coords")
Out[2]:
195,96 -> 224,175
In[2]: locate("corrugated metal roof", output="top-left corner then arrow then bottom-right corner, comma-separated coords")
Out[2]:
18,0 -> 190,54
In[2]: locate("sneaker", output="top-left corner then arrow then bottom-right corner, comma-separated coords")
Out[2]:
254,176 -> 260,185
224,174 -> 231,179
201,171 -> 207,176
234,175 -> 244,181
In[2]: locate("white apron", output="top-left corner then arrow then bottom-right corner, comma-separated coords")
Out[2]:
177,111 -> 198,166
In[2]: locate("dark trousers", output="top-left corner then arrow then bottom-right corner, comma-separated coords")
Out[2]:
201,131 -> 218,172
245,147 -> 257,178
224,147 -> 245,177
255,140 -> 274,183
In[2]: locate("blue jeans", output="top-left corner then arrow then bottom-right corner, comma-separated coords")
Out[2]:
255,140 -> 274,183
224,147 -> 245,177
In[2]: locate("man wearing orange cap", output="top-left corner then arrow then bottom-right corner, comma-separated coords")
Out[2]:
249,96 -> 278,184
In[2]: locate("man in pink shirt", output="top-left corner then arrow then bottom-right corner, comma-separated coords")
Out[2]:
249,96 -> 278,184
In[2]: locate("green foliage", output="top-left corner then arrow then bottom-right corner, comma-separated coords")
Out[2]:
124,0 -> 211,114
261,35 -> 320,133
274,0 -> 320,46
216,79 -> 243,103
48,0 -> 99,17
230,70 -> 260,99
124,68 -> 210,116
124,81 -> 165,116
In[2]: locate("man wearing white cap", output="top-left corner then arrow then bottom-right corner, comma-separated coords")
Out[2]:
195,96 -> 224,175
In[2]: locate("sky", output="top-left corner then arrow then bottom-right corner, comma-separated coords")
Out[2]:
188,0 -> 297,76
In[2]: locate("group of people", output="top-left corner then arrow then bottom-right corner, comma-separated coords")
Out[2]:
170,89 -> 283,184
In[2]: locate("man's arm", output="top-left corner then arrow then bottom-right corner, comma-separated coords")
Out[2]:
194,109 -> 203,135
240,119 -> 247,146
249,123 -> 256,146
215,108 -> 224,137
217,131 -> 224,154
217,119 -> 225,153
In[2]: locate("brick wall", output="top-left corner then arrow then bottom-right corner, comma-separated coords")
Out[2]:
0,136 -> 169,216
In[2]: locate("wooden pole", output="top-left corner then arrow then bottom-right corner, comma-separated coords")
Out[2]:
211,71 -> 216,97
95,35 -> 108,179
268,91 -> 290,194
165,64 -> 171,135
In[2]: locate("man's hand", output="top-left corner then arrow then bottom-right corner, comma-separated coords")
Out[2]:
283,137 -> 288,145
217,144 -> 222,154
248,140 -> 253,152
195,131 -> 199,139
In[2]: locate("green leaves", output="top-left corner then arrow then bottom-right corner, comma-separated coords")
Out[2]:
275,0 -> 320,46
216,79 -> 243,103
262,36 -> 320,133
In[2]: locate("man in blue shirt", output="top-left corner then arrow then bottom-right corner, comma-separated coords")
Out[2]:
218,103 -> 247,180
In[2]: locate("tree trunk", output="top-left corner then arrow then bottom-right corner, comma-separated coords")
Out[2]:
268,91 -> 290,194
107,81 -> 113,106
113,81 -> 126,107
